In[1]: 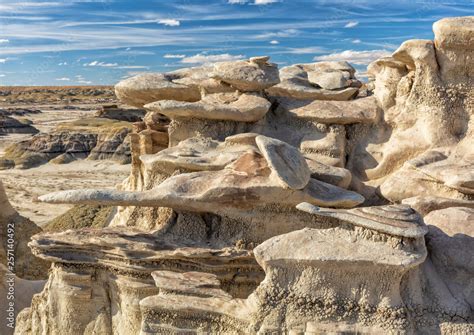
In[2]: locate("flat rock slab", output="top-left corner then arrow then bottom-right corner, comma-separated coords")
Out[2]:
267,83 -> 358,101
266,61 -> 360,101
29,227 -> 259,275
256,135 -> 311,189
144,92 -> 271,122
140,137 -> 257,174
40,150 -> 364,211
254,227 -> 426,268
278,96 -> 378,124
296,203 -> 428,238
152,271 -> 231,300
115,73 -> 201,108
417,158 -> 474,195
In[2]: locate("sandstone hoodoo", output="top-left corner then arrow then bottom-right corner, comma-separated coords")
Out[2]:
14,16 -> 474,335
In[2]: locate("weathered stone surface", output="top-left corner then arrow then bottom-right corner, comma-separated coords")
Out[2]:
115,73 -> 201,108
39,155 -> 364,211
266,61 -> 360,101
424,207 -> 474,237
18,15 -> 474,335
297,202 -> 428,238
305,157 -> 352,188
433,16 -> 474,81
255,135 -> 310,189
402,195 -> 474,215
95,104 -> 146,122
307,70 -> 350,90
140,137 -> 255,174
276,95 -> 378,124
212,57 -> 280,91
267,81 -> 358,101
145,92 -> 271,122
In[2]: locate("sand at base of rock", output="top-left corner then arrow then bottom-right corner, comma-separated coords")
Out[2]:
0,160 -> 130,227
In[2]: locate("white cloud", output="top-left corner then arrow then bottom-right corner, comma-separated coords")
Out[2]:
228,0 -> 278,4
115,65 -> 149,69
158,19 -> 180,27
78,80 -> 92,84
352,39 -> 361,44
181,53 -> 245,64
270,40 -> 279,44
254,0 -> 279,4
0,59 -> 6,63
0,39 -> 9,44
55,77 -> 70,81
0,74 -> 5,77
345,21 -> 359,28
282,46 -> 326,54
256,29 -> 300,39
58,62 -> 68,66
84,61 -> 118,67
164,54 -> 186,59
313,49 -> 391,65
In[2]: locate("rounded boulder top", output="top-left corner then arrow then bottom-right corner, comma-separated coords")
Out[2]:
255,135 -> 311,190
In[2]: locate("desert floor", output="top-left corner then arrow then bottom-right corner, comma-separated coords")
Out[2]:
0,108 -> 130,226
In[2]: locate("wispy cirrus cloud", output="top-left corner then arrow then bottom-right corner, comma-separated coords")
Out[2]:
314,49 -> 391,65
164,54 -> 186,59
181,53 -> 245,64
255,28 -> 300,39
254,0 -> 279,4
158,19 -> 180,26
344,21 -> 359,28
55,77 -> 70,81
84,61 -> 118,67
281,46 -> 327,54
228,0 -> 279,4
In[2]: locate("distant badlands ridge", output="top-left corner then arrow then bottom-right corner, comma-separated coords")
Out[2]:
0,85 -> 116,106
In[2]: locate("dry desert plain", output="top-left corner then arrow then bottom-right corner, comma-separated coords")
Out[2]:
0,86 -> 131,226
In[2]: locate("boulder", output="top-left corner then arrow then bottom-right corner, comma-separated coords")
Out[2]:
212,57 -> 280,91
307,70 -> 351,90
115,73 -> 201,108
255,135 -> 311,189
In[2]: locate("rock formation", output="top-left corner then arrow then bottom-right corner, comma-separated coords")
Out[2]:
95,104 -> 146,123
0,115 -> 39,135
14,16 -> 473,334
0,117 -> 133,169
0,181 -> 48,335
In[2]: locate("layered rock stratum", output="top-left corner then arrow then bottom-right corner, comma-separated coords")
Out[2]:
13,16 -> 474,334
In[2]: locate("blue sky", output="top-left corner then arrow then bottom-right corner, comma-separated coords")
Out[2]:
0,0 -> 472,86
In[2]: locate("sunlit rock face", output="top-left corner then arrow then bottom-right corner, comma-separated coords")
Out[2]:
15,16 -> 474,335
